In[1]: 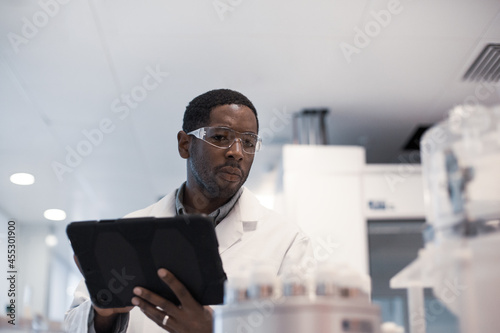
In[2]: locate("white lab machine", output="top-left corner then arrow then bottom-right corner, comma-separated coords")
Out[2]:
363,164 -> 425,220
391,104 -> 500,333
282,145 -> 369,276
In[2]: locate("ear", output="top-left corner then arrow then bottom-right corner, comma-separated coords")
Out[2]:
73,254 -> 83,275
177,131 -> 191,159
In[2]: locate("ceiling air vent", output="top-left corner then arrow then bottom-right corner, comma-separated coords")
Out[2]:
463,43 -> 500,82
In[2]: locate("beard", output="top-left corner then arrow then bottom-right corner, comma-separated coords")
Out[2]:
188,153 -> 249,201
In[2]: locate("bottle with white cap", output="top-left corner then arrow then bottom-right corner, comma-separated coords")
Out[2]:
315,262 -> 371,301
224,268 -> 250,305
247,263 -> 277,300
315,262 -> 340,297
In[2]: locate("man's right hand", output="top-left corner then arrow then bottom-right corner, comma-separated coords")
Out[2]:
93,305 -> 134,333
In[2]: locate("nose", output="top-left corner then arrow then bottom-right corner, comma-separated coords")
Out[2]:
226,138 -> 244,160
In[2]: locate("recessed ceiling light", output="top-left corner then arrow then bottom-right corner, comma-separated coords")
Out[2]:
44,209 -> 67,221
10,173 -> 35,185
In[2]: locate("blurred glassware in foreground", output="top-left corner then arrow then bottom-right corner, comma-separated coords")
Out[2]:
392,104 -> 500,333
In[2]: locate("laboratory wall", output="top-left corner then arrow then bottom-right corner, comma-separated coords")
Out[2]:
1,210 -> 10,315
1,218 -> 80,327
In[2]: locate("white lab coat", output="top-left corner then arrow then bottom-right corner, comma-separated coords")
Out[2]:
64,187 -> 312,333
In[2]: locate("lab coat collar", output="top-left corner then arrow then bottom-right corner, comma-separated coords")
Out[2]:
216,187 -> 261,254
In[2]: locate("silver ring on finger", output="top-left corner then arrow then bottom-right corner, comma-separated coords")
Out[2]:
162,314 -> 169,326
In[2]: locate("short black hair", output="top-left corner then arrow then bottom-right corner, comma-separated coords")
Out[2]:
182,89 -> 258,133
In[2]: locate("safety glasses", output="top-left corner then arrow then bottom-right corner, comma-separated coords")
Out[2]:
187,127 -> 262,154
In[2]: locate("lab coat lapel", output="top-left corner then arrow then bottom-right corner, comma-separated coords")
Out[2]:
216,187 -> 260,254
151,191 -> 177,216
216,207 -> 243,254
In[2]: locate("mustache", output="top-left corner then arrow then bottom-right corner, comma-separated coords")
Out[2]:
215,162 -> 243,173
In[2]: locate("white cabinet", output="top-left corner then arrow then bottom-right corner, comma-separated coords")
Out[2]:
283,145 -> 368,275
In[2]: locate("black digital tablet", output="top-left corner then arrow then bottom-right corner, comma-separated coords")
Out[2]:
66,216 -> 226,308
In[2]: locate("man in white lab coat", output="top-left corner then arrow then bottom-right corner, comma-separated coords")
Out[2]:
65,89 -> 312,333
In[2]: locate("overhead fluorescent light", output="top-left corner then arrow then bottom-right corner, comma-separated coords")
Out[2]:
10,173 -> 35,185
44,209 -> 67,221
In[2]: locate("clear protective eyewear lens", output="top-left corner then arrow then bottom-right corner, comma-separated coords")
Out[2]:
192,127 -> 261,154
